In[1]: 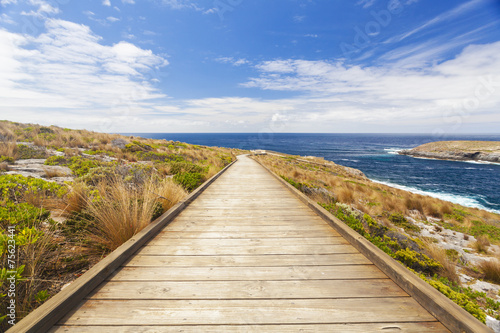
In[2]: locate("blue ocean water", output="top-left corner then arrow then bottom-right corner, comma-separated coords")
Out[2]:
126,133 -> 500,214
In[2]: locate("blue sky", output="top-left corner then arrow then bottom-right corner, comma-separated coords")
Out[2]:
0,0 -> 499,133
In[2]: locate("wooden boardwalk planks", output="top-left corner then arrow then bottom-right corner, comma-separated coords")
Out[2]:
50,155 -> 449,332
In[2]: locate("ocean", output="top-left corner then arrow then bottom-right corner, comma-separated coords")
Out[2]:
125,133 -> 500,214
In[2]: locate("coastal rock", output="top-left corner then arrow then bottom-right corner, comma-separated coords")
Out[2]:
400,150 -> 500,163
399,141 -> 500,163
111,138 -> 128,149
5,158 -> 74,183
487,316 -> 500,333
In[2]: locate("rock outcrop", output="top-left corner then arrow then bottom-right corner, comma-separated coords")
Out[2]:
399,141 -> 500,163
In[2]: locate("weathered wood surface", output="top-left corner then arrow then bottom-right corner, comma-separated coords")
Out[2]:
50,155 -> 449,332
50,322 -> 448,333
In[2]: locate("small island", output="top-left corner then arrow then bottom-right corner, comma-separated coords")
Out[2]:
399,141 -> 500,163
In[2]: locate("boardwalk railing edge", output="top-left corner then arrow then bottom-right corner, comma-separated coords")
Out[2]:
251,155 -> 492,333
8,159 -> 238,333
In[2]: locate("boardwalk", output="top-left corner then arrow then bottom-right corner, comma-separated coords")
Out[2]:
50,155 -> 448,332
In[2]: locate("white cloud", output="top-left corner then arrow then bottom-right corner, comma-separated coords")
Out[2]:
143,30 -> 158,36
386,0 -> 484,43
216,57 -> 249,66
102,0 -> 111,6
161,0 -> 201,11
0,0 -> 17,5
122,0 -> 134,4
0,13 -> 16,24
256,60 -> 296,73
0,19 -> 168,125
239,41 -> 500,132
107,16 -> 120,22
356,0 -> 376,9
293,15 -> 305,23
21,0 -> 60,17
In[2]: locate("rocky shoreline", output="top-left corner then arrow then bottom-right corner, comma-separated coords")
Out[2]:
399,141 -> 500,163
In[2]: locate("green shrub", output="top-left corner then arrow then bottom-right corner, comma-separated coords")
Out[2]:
422,276 -> 486,323
68,157 -> 103,177
60,212 -> 94,241
39,127 -> 54,134
0,202 -> 50,229
281,176 -> 306,191
136,151 -> 186,163
44,155 -> 68,166
124,141 -> 153,152
83,150 -> 115,156
169,162 -> 204,175
394,248 -> 442,275
389,213 -> 420,232
468,221 -> 500,241
0,156 -> 14,164
174,172 -> 203,191
0,174 -> 67,200
219,154 -> 233,166
17,144 -> 47,159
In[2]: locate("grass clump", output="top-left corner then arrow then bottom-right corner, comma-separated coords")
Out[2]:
84,176 -> 160,251
0,142 -> 18,161
84,175 -> 186,251
478,259 -> 500,284
471,235 -> 490,254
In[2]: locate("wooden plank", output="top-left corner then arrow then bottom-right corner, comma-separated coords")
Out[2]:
163,224 -> 333,232
187,202 -> 306,207
157,230 -> 340,238
58,298 -> 438,326
110,265 -> 387,281
50,322 -> 449,332
167,219 -> 328,226
136,244 -> 358,255
170,217 -> 327,224
124,254 -> 373,267
89,279 -> 407,299
177,208 -> 315,214
146,237 -> 346,247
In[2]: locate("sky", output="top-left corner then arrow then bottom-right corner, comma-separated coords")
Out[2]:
0,0 -> 499,134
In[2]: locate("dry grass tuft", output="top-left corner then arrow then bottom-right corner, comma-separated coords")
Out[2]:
62,181 -> 89,216
337,187 -> 355,203
42,167 -> 67,179
404,196 -> 424,214
478,259 -> 500,284
0,162 -> 9,171
155,178 -> 188,212
23,190 -> 48,208
440,203 -> 453,216
0,141 -> 18,159
86,176 -> 159,251
424,242 -> 460,285
471,235 -> 490,254
205,164 -> 220,179
85,176 -> 187,251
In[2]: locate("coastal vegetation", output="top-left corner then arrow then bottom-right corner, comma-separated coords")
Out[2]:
0,120 -> 242,328
254,153 -> 500,323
